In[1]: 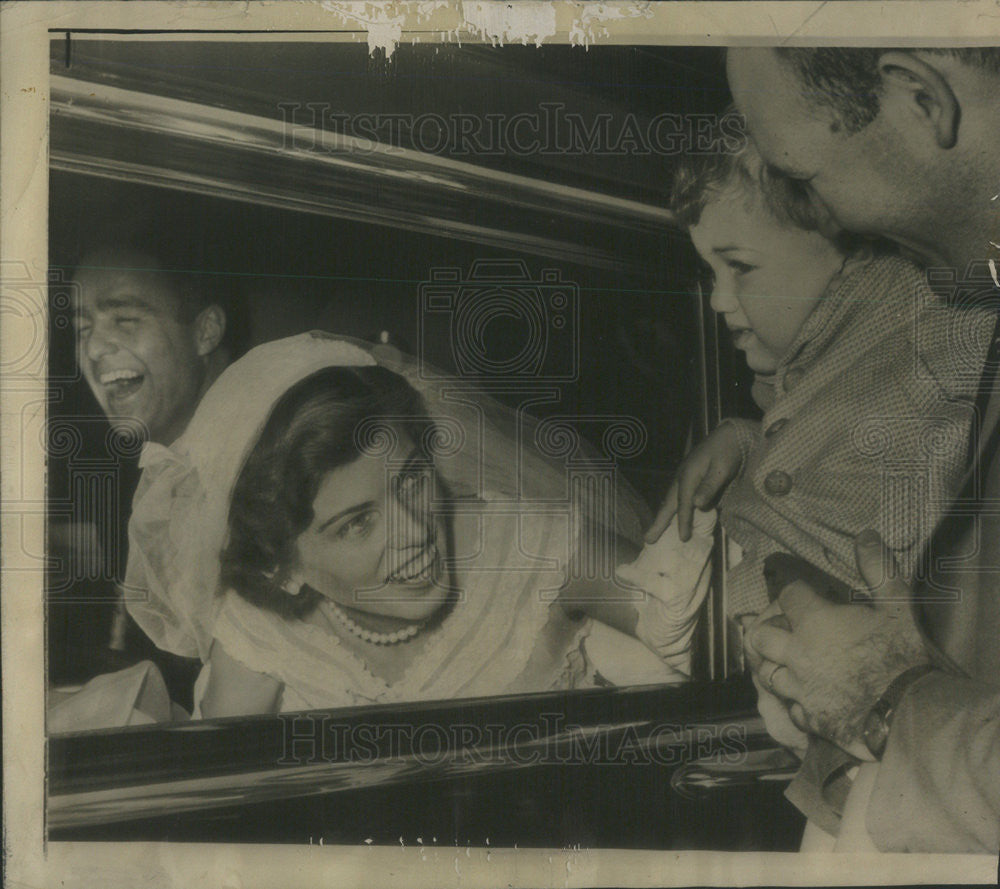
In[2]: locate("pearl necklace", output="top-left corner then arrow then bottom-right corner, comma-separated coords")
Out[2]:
327,601 -> 424,645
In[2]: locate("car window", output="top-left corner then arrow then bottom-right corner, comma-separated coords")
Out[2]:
46,39 -> 747,737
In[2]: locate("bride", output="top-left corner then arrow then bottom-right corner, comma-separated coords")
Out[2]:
124,332 -> 710,717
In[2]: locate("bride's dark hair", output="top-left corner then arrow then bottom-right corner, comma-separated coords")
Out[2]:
220,365 -> 436,619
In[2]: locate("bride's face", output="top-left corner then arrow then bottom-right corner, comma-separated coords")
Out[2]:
290,430 -> 450,622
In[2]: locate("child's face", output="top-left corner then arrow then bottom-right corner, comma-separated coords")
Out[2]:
690,190 -> 848,374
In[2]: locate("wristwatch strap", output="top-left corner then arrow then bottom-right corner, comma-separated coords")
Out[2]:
864,663 -> 936,759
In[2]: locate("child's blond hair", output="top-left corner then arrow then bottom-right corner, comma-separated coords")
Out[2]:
670,109 -> 843,239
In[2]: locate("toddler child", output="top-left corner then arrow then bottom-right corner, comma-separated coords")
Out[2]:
619,129 -> 995,831
634,133 -> 994,638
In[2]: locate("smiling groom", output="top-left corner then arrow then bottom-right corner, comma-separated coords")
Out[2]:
72,241 -> 234,446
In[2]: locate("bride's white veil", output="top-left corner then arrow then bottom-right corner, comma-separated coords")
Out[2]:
124,331 -> 650,662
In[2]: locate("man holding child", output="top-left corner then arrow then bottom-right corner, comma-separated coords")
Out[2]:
720,47 -> 1000,852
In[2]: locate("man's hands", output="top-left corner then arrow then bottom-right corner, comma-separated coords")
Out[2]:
742,606 -> 811,757
746,530 -> 931,759
752,669 -> 811,758
646,422 -> 745,544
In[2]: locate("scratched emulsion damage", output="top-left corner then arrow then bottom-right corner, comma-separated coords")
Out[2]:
317,1 -> 652,57
318,1 -> 447,57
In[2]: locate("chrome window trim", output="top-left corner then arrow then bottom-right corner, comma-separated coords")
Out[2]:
50,75 -> 681,271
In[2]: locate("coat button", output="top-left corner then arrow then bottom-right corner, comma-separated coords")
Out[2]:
763,470 -> 793,496
765,418 -> 788,438
783,368 -> 805,392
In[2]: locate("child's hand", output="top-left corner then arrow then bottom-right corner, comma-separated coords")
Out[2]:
646,423 -> 744,544
621,509 -> 717,674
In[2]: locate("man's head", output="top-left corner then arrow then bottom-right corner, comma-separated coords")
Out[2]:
73,246 -> 235,445
726,47 -> 1000,268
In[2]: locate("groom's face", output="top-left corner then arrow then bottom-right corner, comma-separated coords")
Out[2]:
726,48 -> 936,262
73,252 -> 209,445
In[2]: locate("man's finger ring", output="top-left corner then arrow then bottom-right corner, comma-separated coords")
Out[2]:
761,661 -> 783,693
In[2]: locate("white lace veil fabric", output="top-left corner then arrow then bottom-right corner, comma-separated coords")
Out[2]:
125,331 -> 649,662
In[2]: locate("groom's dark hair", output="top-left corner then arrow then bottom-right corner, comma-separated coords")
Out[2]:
74,210 -> 251,361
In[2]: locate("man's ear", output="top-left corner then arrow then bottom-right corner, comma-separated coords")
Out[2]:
193,304 -> 226,357
876,51 -> 959,149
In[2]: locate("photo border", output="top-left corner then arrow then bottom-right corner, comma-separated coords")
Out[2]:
3,2 -> 999,886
